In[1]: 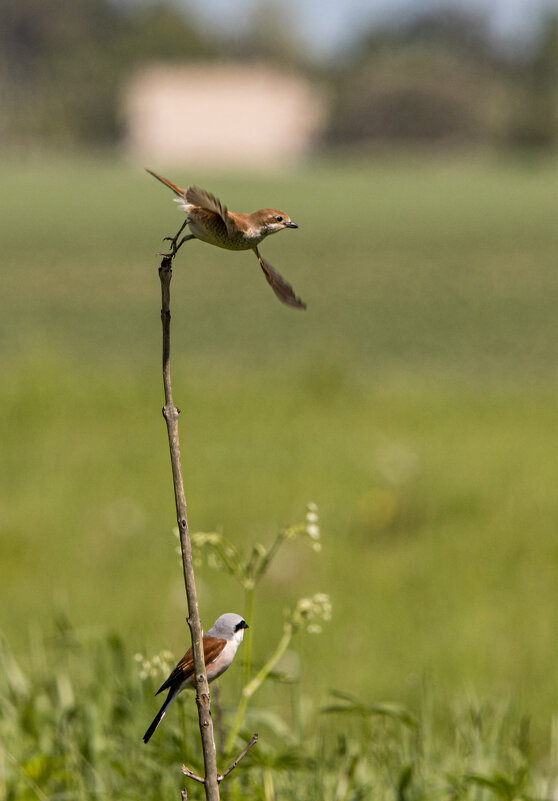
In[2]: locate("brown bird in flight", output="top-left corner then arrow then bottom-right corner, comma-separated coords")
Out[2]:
147,169 -> 306,310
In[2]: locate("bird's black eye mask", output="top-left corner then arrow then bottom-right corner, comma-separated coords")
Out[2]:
235,620 -> 249,631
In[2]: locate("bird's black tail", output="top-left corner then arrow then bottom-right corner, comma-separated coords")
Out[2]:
143,690 -> 175,744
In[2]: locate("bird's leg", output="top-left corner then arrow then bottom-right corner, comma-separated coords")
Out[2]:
176,233 -> 196,252
162,218 -> 188,250
160,218 -> 195,256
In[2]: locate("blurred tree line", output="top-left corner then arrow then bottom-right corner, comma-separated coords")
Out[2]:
1,0 -> 558,152
325,10 -> 558,151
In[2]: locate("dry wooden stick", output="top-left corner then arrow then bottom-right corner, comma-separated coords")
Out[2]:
218,733 -> 259,781
159,254 -> 220,801
182,733 -> 258,785
181,766 -> 205,784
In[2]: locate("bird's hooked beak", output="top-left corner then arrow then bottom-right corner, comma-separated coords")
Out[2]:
284,221 -> 298,229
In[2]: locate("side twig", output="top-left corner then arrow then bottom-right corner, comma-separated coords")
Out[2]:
159,254 -> 220,801
218,733 -> 259,781
182,733 -> 258,784
181,766 -> 205,785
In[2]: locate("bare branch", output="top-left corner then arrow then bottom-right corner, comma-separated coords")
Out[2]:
159,255 -> 220,800
181,766 -> 206,784
218,734 -> 259,782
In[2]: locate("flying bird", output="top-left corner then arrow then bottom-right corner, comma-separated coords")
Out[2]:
143,613 -> 248,744
147,169 -> 306,310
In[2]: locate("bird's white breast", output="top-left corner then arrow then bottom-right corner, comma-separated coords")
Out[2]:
206,636 -> 240,682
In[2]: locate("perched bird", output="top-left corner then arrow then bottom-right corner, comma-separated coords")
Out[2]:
147,169 -> 306,309
143,613 -> 249,744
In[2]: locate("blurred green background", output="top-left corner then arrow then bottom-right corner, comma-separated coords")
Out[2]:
3,155 -> 558,723
2,0 -> 558,735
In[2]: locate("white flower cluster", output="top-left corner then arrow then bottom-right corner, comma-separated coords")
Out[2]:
284,502 -> 322,552
191,532 -> 222,548
304,502 -> 321,551
291,592 -> 332,634
134,650 -> 175,681
190,532 -> 239,573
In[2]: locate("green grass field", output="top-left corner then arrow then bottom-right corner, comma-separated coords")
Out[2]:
2,154 -> 558,797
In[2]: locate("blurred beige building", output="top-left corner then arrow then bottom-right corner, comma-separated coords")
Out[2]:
123,63 -> 326,169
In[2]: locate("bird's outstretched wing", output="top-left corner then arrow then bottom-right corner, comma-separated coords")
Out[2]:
186,186 -> 236,238
255,248 -> 306,310
155,636 -> 227,695
147,172 -> 231,228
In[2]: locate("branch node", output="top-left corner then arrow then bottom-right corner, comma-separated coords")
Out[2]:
162,405 -> 180,424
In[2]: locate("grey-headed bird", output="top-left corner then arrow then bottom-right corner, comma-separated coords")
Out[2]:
143,613 -> 248,744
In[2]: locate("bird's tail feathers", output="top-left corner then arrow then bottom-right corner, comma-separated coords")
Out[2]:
143,688 -> 177,744
146,169 -> 186,198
